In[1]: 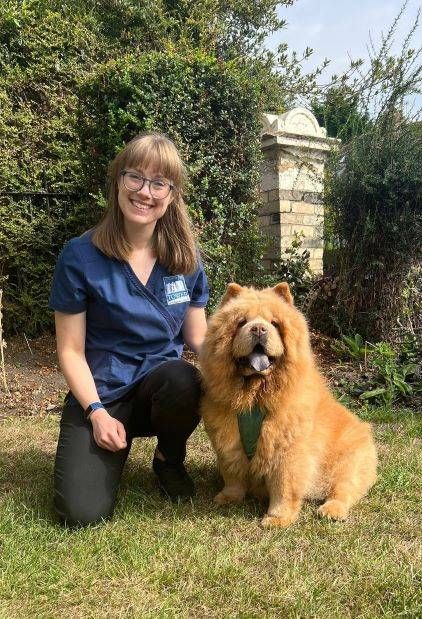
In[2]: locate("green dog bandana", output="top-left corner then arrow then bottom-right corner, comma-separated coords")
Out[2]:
237,407 -> 265,460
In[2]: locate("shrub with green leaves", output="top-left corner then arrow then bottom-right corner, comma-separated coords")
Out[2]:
331,333 -> 368,361
323,8 -> 421,341
0,0 -> 135,334
311,84 -> 368,142
331,333 -> 421,407
359,342 -> 421,407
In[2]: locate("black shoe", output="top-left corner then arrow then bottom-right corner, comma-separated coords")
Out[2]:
152,457 -> 195,502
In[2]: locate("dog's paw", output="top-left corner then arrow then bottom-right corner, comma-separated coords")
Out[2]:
213,491 -> 244,505
317,499 -> 349,521
261,513 -> 297,528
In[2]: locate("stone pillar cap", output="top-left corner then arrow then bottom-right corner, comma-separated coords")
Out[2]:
262,107 -> 327,138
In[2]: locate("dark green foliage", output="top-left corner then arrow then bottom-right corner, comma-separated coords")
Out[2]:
0,1 -> 123,333
326,111 -> 421,340
331,333 -> 368,361
0,197 -> 102,333
311,84 -> 368,142
323,8 -> 422,341
331,334 -> 421,408
359,342 -> 421,406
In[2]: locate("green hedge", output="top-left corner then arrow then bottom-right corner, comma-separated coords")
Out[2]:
0,1 -> 116,333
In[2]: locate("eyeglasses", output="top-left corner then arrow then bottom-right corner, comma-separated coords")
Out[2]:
120,170 -> 174,199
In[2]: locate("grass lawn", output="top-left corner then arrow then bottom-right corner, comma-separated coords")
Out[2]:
0,408 -> 420,618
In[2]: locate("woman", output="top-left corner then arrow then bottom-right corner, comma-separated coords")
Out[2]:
50,133 -> 209,526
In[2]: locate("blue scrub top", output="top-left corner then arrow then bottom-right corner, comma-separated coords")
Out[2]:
49,232 -> 209,405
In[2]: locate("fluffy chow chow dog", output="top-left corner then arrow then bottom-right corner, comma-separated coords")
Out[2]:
200,283 -> 377,528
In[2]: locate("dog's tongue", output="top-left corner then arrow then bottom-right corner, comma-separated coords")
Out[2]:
248,350 -> 271,372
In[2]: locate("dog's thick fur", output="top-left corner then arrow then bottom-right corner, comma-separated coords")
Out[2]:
200,283 -> 377,528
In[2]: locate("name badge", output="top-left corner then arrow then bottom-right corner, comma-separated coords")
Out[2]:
163,275 -> 190,305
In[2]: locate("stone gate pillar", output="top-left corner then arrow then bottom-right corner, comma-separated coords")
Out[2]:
260,107 -> 338,273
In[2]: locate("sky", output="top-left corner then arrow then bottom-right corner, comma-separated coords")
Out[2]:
266,0 -> 421,106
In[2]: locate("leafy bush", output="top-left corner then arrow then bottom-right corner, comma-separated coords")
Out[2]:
0,197 -> 102,334
399,333 -> 422,366
331,333 -> 368,361
331,334 -> 421,407
311,84 -> 368,142
323,8 -> 421,341
0,0 -> 136,334
359,342 -> 421,407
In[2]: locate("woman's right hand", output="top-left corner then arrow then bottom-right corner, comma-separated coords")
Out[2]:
54,311 -> 127,452
89,408 -> 127,452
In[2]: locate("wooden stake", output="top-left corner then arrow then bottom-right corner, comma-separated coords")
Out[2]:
0,289 -> 10,395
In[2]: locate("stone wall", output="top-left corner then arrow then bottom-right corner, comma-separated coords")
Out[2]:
260,108 -> 338,273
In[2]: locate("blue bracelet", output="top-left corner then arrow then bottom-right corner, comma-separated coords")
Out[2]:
84,401 -> 104,419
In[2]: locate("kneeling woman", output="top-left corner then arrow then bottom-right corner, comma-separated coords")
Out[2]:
50,133 -> 208,526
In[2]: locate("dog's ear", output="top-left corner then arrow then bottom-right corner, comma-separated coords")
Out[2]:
220,282 -> 243,306
273,282 -> 294,305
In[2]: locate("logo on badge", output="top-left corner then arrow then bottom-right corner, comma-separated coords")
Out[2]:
163,275 -> 190,305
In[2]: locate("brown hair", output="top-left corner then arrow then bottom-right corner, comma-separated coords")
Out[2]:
91,133 -> 198,273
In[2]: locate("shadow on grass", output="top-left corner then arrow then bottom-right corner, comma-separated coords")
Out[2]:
118,459 -> 266,521
0,448 -> 266,527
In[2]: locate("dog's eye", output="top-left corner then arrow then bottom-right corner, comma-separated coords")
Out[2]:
271,320 -> 279,328
237,319 -> 247,328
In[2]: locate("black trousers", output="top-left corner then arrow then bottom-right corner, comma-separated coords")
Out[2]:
54,359 -> 201,526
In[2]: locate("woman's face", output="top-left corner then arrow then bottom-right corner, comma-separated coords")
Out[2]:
117,164 -> 174,230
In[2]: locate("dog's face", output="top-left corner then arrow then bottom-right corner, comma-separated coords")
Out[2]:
231,306 -> 284,377
205,283 -> 306,379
